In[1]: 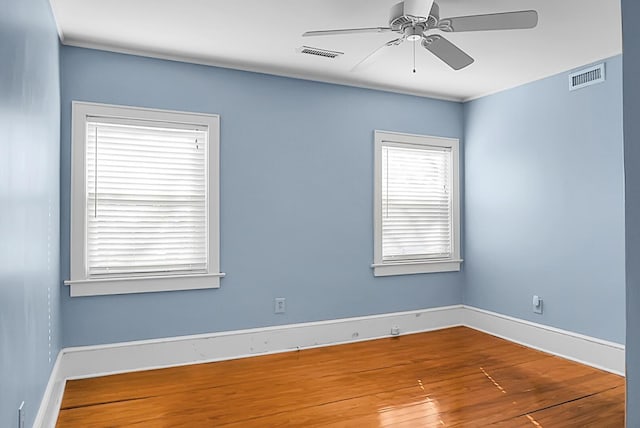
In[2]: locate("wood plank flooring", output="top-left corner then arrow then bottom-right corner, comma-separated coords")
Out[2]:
56,327 -> 625,427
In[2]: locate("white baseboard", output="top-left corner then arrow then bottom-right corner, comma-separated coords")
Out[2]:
34,304 -> 625,428
463,306 -> 625,376
32,352 -> 65,428
58,305 -> 464,380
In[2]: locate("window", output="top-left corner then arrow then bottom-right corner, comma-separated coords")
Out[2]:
66,102 -> 223,296
373,130 -> 461,276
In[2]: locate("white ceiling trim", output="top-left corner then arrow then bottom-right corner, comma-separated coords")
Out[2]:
60,36 -> 621,103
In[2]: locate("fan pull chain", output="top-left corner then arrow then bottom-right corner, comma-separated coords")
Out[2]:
412,39 -> 416,73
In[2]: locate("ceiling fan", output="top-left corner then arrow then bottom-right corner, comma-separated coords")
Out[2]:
302,0 -> 538,71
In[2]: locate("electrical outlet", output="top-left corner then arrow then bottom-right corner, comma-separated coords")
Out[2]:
274,298 -> 286,314
533,295 -> 543,314
18,401 -> 25,428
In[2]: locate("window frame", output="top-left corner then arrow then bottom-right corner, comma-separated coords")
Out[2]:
66,101 -> 224,297
372,130 -> 462,277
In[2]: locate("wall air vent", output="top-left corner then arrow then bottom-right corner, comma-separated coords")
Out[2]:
299,46 -> 344,59
569,63 -> 605,91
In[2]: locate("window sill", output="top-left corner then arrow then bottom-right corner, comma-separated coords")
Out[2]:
371,259 -> 462,277
64,272 -> 226,297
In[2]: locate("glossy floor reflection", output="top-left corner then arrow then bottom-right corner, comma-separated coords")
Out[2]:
56,327 -> 625,427
378,397 -> 443,426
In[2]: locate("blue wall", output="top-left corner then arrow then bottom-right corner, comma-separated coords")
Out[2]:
622,0 -> 640,424
58,42 -> 626,359
0,0 -> 60,426
463,56 -> 625,343
60,46 -> 464,347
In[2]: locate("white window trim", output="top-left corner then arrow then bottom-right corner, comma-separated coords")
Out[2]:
372,130 -> 462,277
65,101 -> 224,296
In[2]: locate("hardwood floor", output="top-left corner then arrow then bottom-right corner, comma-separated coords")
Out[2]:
56,327 -> 625,427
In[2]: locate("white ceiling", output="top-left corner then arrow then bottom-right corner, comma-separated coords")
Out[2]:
49,0 -> 622,101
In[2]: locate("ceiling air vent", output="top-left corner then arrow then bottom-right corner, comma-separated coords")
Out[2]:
299,46 -> 343,59
569,63 -> 605,91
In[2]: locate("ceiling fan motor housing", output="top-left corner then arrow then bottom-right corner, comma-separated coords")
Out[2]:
390,0 -> 434,22
389,0 -> 439,32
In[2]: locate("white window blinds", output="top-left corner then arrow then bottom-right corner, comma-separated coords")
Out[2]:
86,119 -> 208,277
381,144 -> 452,261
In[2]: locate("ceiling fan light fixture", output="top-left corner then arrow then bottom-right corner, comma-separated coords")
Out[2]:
404,25 -> 425,41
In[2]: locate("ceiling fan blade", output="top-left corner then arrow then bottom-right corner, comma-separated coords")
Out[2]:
439,10 -> 538,32
351,37 -> 404,72
303,27 -> 392,37
422,35 -> 474,70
